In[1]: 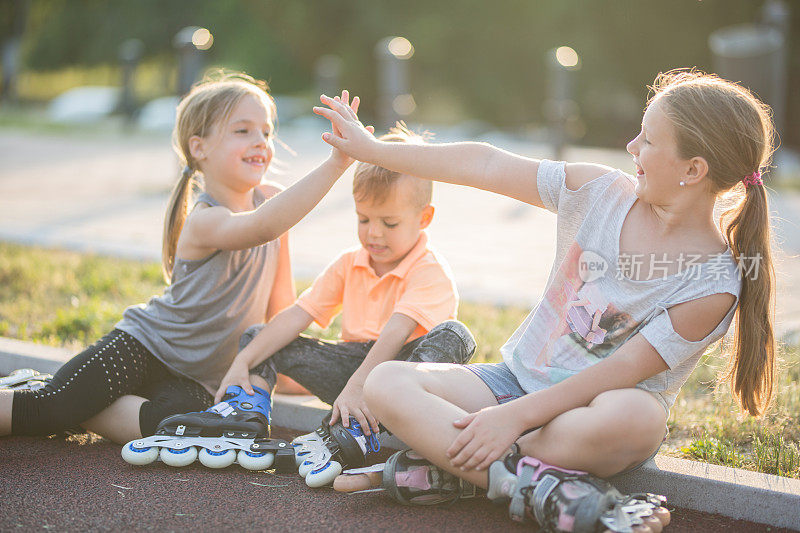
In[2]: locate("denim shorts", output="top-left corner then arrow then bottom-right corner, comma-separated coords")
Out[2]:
464,361 -> 665,475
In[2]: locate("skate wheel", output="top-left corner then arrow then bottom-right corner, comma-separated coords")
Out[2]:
298,457 -> 322,478
237,449 -> 275,470
333,471 -> 382,493
641,514 -> 663,533
653,507 -> 671,527
121,441 -> 158,465
306,460 -> 342,488
160,445 -> 198,467
198,447 -> 236,468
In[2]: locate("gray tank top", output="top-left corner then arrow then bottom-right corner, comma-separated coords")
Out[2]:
116,190 -> 280,392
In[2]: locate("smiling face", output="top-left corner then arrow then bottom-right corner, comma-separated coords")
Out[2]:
193,93 -> 274,192
355,175 -> 434,276
626,98 -> 687,202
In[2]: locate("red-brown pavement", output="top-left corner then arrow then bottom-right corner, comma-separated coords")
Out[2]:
0,427 -> 789,532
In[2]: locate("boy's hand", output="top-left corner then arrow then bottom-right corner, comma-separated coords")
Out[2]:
314,93 -> 378,163
446,403 -> 524,472
214,359 -> 255,404
324,90 -> 375,170
330,378 -> 380,436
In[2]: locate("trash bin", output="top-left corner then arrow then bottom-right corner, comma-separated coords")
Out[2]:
709,23 -> 786,138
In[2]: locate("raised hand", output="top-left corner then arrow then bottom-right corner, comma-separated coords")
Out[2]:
314,93 -> 377,163
323,90 -> 375,169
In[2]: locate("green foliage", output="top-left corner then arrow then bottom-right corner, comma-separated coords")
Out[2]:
15,0 -> 799,147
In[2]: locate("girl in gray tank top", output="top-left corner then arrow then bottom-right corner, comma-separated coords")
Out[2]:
2,73 -> 363,443
313,70 -> 779,512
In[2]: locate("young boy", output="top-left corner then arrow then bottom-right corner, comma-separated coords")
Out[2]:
216,126 -> 476,436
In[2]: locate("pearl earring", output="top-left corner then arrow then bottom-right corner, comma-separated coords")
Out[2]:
679,181 -> 686,187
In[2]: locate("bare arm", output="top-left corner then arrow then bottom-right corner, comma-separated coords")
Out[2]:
183,157 -> 348,253
330,313 -> 419,433
315,94 -> 614,206
447,292 -> 736,468
265,229 -> 296,321
214,304 -> 313,403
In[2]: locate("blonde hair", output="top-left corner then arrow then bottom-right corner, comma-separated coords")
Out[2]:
353,123 -> 432,209
162,70 -> 276,282
650,69 -> 777,416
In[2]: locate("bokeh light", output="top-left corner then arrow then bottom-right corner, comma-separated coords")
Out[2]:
192,28 -> 214,50
387,37 -> 414,59
555,46 -> 580,68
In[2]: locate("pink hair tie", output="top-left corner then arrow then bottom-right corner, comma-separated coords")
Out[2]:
743,170 -> 763,188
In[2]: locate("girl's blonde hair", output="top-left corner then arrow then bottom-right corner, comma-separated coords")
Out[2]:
162,70 -> 276,282
650,69 -> 777,416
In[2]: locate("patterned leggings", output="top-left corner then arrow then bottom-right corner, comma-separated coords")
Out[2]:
12,329 -> 212,437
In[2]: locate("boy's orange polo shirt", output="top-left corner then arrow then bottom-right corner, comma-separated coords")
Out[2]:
296,232 -> 457,342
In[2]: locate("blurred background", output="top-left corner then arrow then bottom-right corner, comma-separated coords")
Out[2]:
1,0 -> 797,153
1,0 -> 799,310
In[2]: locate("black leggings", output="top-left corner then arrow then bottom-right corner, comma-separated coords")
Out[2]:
12,329 -> 212,437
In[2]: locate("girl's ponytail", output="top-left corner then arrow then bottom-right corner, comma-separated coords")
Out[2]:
162,165 -> 197,282
721,180 -> 776,416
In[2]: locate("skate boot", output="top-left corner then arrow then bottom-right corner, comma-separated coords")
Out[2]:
299,416 -> 381,488
122,385 -> 281,470
291,411 -> 333,468
0,368 -> 53,391
381,449 -> 479,505
486,454 -> 671,532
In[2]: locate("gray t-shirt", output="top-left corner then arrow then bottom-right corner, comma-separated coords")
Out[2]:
500,160 -> 741,411
116,190 -> 280,392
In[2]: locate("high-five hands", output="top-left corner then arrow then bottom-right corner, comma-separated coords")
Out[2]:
314,93 -> 378,163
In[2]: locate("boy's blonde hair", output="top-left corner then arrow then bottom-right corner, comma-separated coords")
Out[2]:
650,69 -> 776,416
353,123 -> 432,209
162,70 -> 276,282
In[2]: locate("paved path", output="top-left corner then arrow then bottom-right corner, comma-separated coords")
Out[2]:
0,428 -> 786,532
2,126 -> 800,334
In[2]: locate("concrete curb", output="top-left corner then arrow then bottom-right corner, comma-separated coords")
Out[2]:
2,338 -> 798,529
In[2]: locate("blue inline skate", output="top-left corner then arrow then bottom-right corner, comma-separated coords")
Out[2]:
296,416 -> 381,488
122,385 -> 278,470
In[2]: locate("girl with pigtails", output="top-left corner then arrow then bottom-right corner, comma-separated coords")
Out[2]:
1,72 -> 363,445
316,70 -> 777,532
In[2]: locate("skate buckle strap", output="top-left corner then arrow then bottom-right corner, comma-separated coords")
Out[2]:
509,460 -> 539,522
509,457 -> 586,525
210,402 -> 235,417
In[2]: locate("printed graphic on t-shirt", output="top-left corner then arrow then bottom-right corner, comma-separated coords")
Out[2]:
517,242 -> 639,383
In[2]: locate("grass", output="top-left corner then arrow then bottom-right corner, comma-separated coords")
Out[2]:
1,241 -> 798,478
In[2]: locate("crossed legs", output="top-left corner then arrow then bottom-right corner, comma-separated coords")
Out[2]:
364,361 -> 667,487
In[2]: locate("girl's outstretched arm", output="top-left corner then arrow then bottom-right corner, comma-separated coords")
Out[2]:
315,95 -> 612,207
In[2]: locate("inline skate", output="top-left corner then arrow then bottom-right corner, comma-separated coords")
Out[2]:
0,368 -> 53,391
121,385 -> 281,470
486,454 -> 671,532
294,416 -> 381,488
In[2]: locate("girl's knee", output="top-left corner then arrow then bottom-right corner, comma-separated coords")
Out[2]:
364,361 -> 418,411
588,389 -> 666,454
